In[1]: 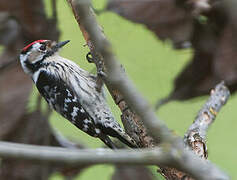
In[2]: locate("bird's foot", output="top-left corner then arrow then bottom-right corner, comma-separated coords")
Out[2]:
86,52 -> 93,63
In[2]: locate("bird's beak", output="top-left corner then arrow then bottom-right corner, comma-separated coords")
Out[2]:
52,40 -> 70,52
55,40 -> 70,49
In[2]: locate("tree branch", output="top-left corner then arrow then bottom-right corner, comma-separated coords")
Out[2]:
0,141 -> 228,180
0,141 -> 164,165
161,81 -> 230,179
184,81 -> 230,158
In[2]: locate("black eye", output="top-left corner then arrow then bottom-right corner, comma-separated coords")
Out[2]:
40,44 -> 46,51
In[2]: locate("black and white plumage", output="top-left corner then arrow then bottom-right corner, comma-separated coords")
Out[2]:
19,40 -> 137,149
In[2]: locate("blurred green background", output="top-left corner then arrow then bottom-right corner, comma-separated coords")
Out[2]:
29,0 -> 237,179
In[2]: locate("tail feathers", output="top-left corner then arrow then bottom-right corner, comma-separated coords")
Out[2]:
117,132 -> 139,149
106,127 -> 138,148
100,134 -> 117,149
99,130 -> 138,149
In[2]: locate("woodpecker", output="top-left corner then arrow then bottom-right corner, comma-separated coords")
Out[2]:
19,40 -> 137,149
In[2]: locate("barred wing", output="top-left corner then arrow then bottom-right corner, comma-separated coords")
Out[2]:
35,70 -> 100,137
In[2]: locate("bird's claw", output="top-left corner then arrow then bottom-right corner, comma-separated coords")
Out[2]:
86,52 -> 93,63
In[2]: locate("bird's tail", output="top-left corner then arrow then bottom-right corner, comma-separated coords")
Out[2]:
99,133 -> 117,149
116,131 -> 139,148
105,127 -> 139,148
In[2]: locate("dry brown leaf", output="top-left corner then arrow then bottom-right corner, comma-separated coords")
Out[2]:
107,0 -> 194,48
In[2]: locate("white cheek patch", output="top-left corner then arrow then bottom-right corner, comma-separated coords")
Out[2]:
20,53 -> 31,74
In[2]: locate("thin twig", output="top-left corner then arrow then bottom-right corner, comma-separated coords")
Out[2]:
184,81 -> 230,158
0,141 -> 165,165
160,82 -> 230,179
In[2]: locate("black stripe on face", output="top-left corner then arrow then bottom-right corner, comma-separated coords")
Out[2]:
23,56 -> 44,73
24,60 -> 35,72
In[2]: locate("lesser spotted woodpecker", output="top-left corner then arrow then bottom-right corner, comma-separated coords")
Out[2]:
19,40 -> 138,149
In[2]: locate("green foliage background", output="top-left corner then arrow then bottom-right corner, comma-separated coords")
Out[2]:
33,0 -> 237,179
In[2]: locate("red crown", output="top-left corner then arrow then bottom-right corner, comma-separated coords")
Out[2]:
22,40 -> 48,52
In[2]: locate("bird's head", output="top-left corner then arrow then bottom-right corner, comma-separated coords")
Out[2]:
19,40 -> 70,74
